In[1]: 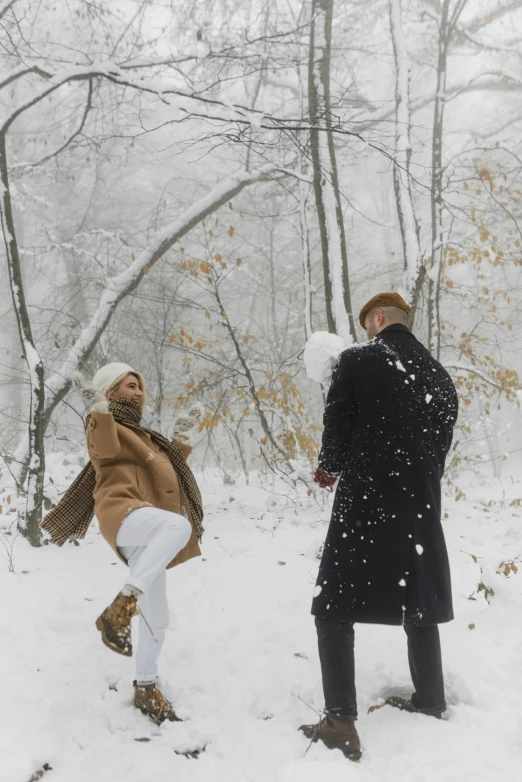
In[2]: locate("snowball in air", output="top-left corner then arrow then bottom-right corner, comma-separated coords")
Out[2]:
303,331 -> 345,385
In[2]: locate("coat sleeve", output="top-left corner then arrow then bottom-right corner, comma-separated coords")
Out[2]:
86,411 -> 121,460
319,351 -> 358,474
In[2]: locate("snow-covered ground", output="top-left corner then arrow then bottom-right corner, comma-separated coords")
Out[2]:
1,460 -> 522,782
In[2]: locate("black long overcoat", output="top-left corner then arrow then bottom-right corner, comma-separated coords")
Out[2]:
311,324 -> 458,626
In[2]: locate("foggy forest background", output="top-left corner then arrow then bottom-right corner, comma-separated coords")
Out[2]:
1,0 -> 521,547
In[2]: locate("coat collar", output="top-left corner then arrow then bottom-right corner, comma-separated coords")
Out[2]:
376,323 -> 416,340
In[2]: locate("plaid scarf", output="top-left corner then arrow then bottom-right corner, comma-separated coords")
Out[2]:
41,398 -> 204,546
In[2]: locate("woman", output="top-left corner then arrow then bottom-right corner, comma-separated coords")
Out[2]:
42,362 -> 204,724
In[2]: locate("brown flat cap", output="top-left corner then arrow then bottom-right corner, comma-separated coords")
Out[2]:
359,292 -> 411,329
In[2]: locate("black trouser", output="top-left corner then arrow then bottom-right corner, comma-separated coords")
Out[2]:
315,617 -> 446,721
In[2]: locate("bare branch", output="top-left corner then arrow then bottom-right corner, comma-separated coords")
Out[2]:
445,363 -> 512,392
0,65 -> 51,91
40,166 -> 284,421
0,0 -> 18,22
465,1 -> 522,34
358,74 -> 522,132
14,79 -> 94,169
13,164 -> 288,477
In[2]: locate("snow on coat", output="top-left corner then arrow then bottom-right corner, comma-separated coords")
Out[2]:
312,324 -> 458,626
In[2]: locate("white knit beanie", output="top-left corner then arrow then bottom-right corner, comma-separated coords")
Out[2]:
92,363 -> 137,396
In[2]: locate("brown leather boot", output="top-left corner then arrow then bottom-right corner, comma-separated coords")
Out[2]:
133,681 -> 182,724
95,591 -> 137,656
299,715 -> 361,761
385,696 -> 443,719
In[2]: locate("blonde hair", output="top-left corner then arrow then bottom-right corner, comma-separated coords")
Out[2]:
106,371 -> 146,409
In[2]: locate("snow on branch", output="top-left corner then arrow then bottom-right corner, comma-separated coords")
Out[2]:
119,52 -> 209,70
2,65 -> 122,133
1,60 -> 264,134
12,164 -> 282,477
0,65 -> 52,92
43,166 -> 279,400
0,55 -> 449,169
464,1 -> 522,34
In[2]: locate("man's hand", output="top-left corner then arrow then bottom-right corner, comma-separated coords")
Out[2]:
313,467 -> 339,492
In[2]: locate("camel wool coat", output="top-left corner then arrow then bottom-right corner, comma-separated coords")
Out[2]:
86,410 -> 201,568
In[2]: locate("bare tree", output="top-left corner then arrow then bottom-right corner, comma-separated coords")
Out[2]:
308,0 -> 357,344
389,0 -> 423,314
12,166 -> 289,499
0,133 -> 45,544
427,0 -> 469,359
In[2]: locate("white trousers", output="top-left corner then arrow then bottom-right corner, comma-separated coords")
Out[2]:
116,506 -> 192,684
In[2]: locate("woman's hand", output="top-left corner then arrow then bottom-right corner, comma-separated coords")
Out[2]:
71,371 -> 109,413
172,403 -> 204,445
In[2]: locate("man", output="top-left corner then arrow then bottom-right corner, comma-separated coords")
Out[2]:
300,292 -> 458,761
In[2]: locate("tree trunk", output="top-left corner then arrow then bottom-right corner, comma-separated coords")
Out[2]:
428,0 -> 468,358
299,174 -> 313,341
308,0 -> 356,344
298,60 -> 313,341
389,0 -> 422,305
428,0 -> 450,358
0,133 -> 44,545
231,424 -> 250,485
